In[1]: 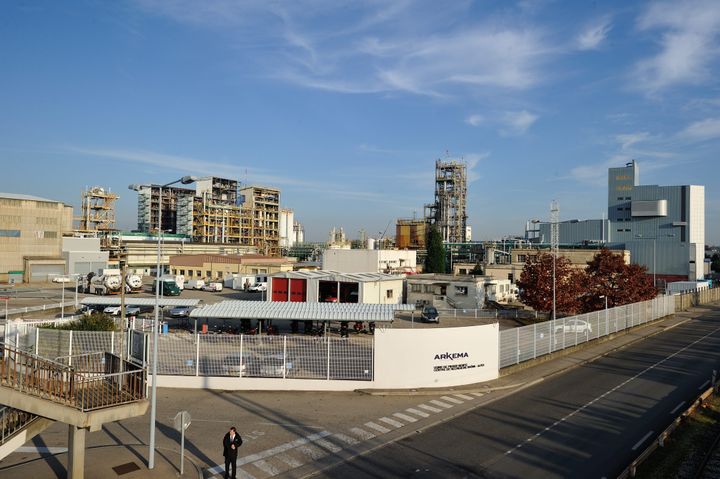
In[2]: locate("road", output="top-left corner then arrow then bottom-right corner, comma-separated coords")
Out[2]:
314,305 -> 720,479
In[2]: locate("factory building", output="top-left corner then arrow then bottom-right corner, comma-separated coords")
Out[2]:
396,219 -> 427,249
132,176 -> 284,256
322,249 -> 417,274
62,237 -> 109,276
0,193 -> 73,283
169,253 -> 294,281
406,274 -> 515,310
425,159 -> 468,243
268,270 -> 405,304
524,160 -> 705,282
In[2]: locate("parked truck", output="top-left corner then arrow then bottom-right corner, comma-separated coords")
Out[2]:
161,274 -> 184,290
152,278 -> 181,296
232,275 -> 256,291
125,274 -> 143,293
185,279 -> 206,290
89,274 -> 123,295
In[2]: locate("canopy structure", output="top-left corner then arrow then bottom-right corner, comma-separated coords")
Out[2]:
189,300 -> 414,322
81,297 -> 201,307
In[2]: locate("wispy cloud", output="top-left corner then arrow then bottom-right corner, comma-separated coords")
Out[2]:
616,132 -> 650,150
576,17 -> 612,50
500,110 -> 539,135
633,0 -> 720,93
465,114 -> 484,127
677,118 -> 720,142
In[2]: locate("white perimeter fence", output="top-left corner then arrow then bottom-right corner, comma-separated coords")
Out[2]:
499,296 -> 675,368
2,322 -> 374,382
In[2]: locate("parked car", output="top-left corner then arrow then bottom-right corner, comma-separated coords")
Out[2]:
104,305 -> 142,316
554,319 -> 592,334
248,282 -> 267,292
222,352 -> 249,376
421,306 -> 440,323
202,282 -> 223,292
169,306 -> 195,318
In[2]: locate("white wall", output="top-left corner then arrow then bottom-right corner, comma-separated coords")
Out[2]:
373,324 -> 499,388
360,280 -> 404,304
322,249 -> 417,273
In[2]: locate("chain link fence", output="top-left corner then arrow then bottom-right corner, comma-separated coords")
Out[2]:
499,295 -> 675,368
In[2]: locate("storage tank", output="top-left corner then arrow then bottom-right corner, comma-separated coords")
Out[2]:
90,274 -> 122,295
125,274 -> 143,293
367,238 -> 376,250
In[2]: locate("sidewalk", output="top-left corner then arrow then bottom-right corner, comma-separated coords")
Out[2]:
0,304 -> 715,479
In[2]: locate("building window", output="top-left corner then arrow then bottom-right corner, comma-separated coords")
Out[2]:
180,269 -> 185,275
386,289 -> 393,299
196,270 -> 201,277
206,271 -> 211,277
0,229 -> 20,237
624,229 -> 631,232
44,231 -> 57,238
617,197 -> 623,200
411,284 -> 422,293
617,229 -> 623,232
517,254 -> 527,263
188,270 -> 193,277
625,197 -> 631,200
424,284 -> 434,293
455,286 -> 468,296
617,207 -> 623,211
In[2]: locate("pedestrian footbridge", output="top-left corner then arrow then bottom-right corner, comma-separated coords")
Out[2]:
0,344 -> 148,478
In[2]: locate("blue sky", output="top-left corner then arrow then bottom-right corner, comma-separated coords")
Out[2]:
1,0 -> 719,244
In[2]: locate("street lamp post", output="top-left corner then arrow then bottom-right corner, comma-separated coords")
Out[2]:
635,234 -> 676,289
129,175 -> 196,470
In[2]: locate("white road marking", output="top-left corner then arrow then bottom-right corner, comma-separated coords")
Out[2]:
429,399 -> 453,409
315,438 -> 342,453
698,380 -> 710,390
13,446 -> 67,454
333,433 -> 359,446
471,392 -> 485,397
406,408 -> 430,418
252,459 -> 281,476
349,427 -> 375,440
379,417 -> 405,428
454,393 -> 475,401
296,444 -> 327,461
206,431 -> 332,476
364,422 -> 392,434
500,324 -> 720,459
632,431 -> 654,451
441,396 -> 464,404
418,404 -> 443,413
670,401 -> 685,415
274,453 -> 303,468
393,412 -> 418,423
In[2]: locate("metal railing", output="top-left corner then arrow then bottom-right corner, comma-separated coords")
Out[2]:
499,296 -> 675,368
0,344 -> 146,412
0,405 -> 39,445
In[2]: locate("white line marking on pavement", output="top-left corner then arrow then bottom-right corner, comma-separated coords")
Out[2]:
501,324 -> 720,459
441,396 -> 464,404
699,380 -> 710,390
670,401 -> 685,415
471,392 -> 485,397
393,412 -> 418,423
418,404 -> 443,413
206,431 -> 332,476
275,453 -> 303,468
349,427 -> 375,440
296,444 -> 327,461
454,393 -> 475,401
429,399 -> 453,409
406,408 -> 430,418
632,431 -> 654,451
364,422 -> 392,434
379,417 -> 405,428
252,459 -> 281,476
13,447 -> 68,454
315,438 -> 342,453
333,433 -> 359,446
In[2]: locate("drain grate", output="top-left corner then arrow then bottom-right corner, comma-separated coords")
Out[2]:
112,462 -> 141,476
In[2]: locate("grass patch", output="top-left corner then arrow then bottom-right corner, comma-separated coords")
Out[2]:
635,394 -> 720,479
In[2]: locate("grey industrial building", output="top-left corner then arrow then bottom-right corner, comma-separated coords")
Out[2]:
526,161 -> 705,283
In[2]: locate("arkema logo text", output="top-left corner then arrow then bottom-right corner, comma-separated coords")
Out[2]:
434,352 -> 469,361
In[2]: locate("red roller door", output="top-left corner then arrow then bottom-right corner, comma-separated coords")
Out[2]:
289,279 -> 307,302
272,278 -> 289,302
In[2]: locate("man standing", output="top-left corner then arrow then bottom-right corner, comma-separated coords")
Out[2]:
223,426 -> 243,479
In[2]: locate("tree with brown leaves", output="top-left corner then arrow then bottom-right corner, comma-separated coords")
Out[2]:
517,253 -> 583,315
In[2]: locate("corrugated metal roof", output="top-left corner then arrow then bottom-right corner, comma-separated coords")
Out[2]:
81,297 -> 201,307
0,192 -> 63,203
189,300 -> 413,322
272,270 -> 403,282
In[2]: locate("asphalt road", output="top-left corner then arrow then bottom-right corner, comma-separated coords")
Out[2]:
315,305 -> 720,479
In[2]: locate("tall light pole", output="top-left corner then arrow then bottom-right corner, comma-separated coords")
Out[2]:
129,175 -> 196,470
550,201 -> 560,321
635,234 -> 675,289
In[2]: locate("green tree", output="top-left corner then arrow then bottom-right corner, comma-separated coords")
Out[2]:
470,263 -> 484,275
712,253 -> 720,273
424,226 -> 447,273
516,253 -> 583,315
41,313 -> 118,331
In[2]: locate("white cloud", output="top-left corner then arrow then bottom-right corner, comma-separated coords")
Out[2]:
616,132 -> 650,150
634,0 -> 720,92
577,17 -> 612,50
500,110 -> 539,135
465,114 -> 484,127
677,118 -> 720,141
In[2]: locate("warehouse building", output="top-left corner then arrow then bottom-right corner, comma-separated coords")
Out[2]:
406,274 -> 516,310
322,249 -> 417,274
0,193 -> 73,283
268,270 -> 405,305
62,237 -> 109,276
169,253 -> 295,282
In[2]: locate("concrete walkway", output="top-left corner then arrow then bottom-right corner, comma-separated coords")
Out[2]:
0,304 -> 714,479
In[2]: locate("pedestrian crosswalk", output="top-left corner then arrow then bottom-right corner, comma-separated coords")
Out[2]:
206,391 -> 487,478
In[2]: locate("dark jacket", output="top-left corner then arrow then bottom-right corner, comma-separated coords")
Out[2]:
223,432 -> 243,458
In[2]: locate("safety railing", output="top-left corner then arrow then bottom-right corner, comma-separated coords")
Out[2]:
0,405 -> 39,445
0,343 -> 146,412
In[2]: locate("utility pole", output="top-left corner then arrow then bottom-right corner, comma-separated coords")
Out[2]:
550,200 -> 560,321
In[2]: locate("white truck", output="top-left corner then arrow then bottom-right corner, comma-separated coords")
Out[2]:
185,279 -> 206,290
232,275 -> 256,291
203,282 -> 223,292
125,274 -> 143,293
89,274 -> 123,295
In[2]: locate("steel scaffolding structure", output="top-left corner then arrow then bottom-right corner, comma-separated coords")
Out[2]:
425,159 -> 468,243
